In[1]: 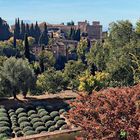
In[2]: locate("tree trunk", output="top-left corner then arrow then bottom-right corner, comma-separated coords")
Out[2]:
13,92 -> 17,99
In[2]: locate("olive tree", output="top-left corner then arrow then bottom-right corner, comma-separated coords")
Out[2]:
0,57 -> 36,99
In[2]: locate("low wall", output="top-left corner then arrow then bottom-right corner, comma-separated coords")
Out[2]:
10,128 -> 81,140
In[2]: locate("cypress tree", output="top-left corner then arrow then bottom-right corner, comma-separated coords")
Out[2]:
35,21 -> 41,44
13,29 -> 16,47
25,23 -> 30,36
20,20 -> 26,40
30,23 -> 35,37
24,33 -> 30,62
39,23 -> 49,46
75,28 -> 81,41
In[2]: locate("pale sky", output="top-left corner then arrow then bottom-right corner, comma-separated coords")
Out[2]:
1,0 -> 140,30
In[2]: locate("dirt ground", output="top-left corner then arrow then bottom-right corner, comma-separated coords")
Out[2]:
0,90 -> 79,109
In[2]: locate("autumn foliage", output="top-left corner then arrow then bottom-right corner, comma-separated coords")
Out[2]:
67,84 -> 140,140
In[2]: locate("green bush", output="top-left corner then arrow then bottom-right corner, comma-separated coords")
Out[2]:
59,109 -> 66,114
0,126 -> 11,133
45,106 -> 54,112
23,126 -> 34,133
0,121 -> 10,127
41,115 -> 51,123
12,125 -> 18,130
18,117 -> 28,124
0,133 -> 8,140
16,131 -> 23,137
16,108 -> 25,114
0,113 -> 8,117
56,120 -> 66,128
28,110 -> 36,116
18,113 -> 27,118
35,126 -> 46,133
0,117 -> 9,122
13,127 -> 21,133
11,120 -> 17,125
45,121 -> 55,128
31,118 -> 40,124
50,111 -> 59,118
48,126 -> 56,132
54,116 -> 64,122
39,111 -> 48,117
24,130 -> 36,136
9,112 -> 15,117
20,122 -> 31,129
36,106 -> 45,111
29,114 -> 40,120
0,108 -> 7,113
60,124 -> 68,130
8,109 -> 15,114
33,122 -> 44,129
38,109 -> 46,113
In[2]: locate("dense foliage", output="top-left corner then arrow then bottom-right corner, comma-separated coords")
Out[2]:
67,84 -> 140,140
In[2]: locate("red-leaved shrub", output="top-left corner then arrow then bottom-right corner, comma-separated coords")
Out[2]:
67,84 -> 140,140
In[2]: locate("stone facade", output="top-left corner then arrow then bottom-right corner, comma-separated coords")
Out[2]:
78,21 -> 102,40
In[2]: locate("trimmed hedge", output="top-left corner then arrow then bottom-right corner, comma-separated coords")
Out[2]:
24,130 -> 36,136
23,126 -> 34,133
0,121 -> 10,127
56,120 -> 66,128
35,126 -> 46,133
31,118 -> 41,124
29,114 -> 40,120
18,117 -> 28,124
0,113 -> 8,117
54,116 -> 63,122
60,124 -> 68,130
8,109 -> 15,114
50,111 -> 59,118
16,108 -> 25,114
41,115 -> 51,123
59,109 -> 66,114
28,110 -> 36,116
18,113 -> 28,118
45,121 -> 55,128
16,131 -> 23,137
36,106 -> 45,110
13,127 -> 21,133
39,111 -> 49,117
0,117 -> 9,122
20,122 -> 31,129
38,109 -> 46,114
9,112 -> 15,117
48,126 -> 56,132
0,126 -> 11,133
33,122 -> 44,129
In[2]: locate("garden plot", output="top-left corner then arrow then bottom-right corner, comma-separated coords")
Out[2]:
0,104 -> 69,139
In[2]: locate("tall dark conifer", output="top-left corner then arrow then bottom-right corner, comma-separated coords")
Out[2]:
20,20 -> 26,40
39,23 -> 49,46
24,33 -> 30,62
25,24 -> 30,36
13,29 -> 16,47
30,23 -> 35,37
35,21 -> 41,44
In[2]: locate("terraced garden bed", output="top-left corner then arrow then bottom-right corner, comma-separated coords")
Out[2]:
0,101 -> 73,139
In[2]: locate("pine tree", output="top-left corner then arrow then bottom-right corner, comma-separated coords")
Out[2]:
24,33 -> 30,62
